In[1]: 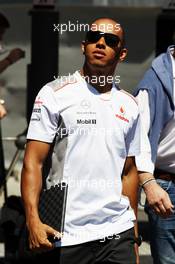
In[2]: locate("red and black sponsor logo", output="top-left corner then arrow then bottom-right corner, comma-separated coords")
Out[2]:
115,106 -> 129,123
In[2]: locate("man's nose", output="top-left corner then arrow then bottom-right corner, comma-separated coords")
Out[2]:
96,36 -> 106,48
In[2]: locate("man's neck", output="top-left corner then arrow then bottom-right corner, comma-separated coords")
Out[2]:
81,64 -> 116,93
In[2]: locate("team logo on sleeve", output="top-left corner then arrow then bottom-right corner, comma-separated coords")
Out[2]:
34,97 -> 43,108
115,106 -> 129,123
33,96 -> 43,113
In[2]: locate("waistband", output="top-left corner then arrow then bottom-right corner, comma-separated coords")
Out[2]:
154,168 -> 175,182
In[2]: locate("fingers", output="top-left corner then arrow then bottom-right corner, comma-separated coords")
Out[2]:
28,224 -> 58,252
29,234 -> 54,252
151,195 -> 174,218
29,239 -> 53,253
152,203 -> 165,216
159,193 -> 174,217
144,182 -> 174,217
46,225 -> 62,240
162,193 -> 174,211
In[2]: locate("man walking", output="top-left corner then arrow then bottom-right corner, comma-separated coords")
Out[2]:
21,18 -> 149,263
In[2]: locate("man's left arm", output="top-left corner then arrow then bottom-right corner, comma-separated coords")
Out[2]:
122,156 -> 140,263
122,156 -> 139,236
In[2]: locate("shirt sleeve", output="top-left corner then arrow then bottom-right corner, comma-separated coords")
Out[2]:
125,111 -> 141,158
27,85 -> 59,143
135,90 -> 154,174
136,90 -> 150,134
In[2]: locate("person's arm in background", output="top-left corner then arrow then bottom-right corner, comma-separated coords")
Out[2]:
139,171 -> 173,217
0,49 -> 25,117
136,90 -> 174,217
122,156 -> 139,264
0,48 -> 25,73
0,101 -> 6,119
21,140 -> 61,251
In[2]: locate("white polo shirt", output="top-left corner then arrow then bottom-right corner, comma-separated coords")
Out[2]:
27,71 -> 141,246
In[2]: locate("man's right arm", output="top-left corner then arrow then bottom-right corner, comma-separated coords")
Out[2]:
21,140 -> 61,251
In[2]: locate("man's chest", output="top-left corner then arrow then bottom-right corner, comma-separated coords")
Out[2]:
57,93 -> 131,140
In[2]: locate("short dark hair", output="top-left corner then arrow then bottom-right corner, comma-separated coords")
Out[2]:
0,13 -> 10,28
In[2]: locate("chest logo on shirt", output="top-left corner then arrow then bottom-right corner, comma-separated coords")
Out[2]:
77,99 -> 96,115
77,119 -> 96,124
115,106 -> 129,123
80,99 -> 91,110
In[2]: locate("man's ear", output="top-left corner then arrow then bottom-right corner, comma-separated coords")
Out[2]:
81,41 -> 86,54
118,48 -> 127,62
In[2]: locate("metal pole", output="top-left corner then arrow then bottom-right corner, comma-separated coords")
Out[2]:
27,1 -> 59,123
0,121 -> 7,201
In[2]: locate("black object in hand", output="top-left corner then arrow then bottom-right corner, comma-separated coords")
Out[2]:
38,183 -> 68,236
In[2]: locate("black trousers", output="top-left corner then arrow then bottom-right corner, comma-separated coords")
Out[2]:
22,228 -> 136,264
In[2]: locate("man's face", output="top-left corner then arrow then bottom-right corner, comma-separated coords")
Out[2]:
82,19 -> 127,69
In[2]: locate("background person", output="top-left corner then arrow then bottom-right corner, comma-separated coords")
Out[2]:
0,12 -> 25,119
134,45 -> 175,264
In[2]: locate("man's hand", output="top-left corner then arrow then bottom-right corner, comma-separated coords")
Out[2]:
0,104 -> 7,119
143,180 -> 174,217
7,48 -> 25,64
27,219 -> 62,252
